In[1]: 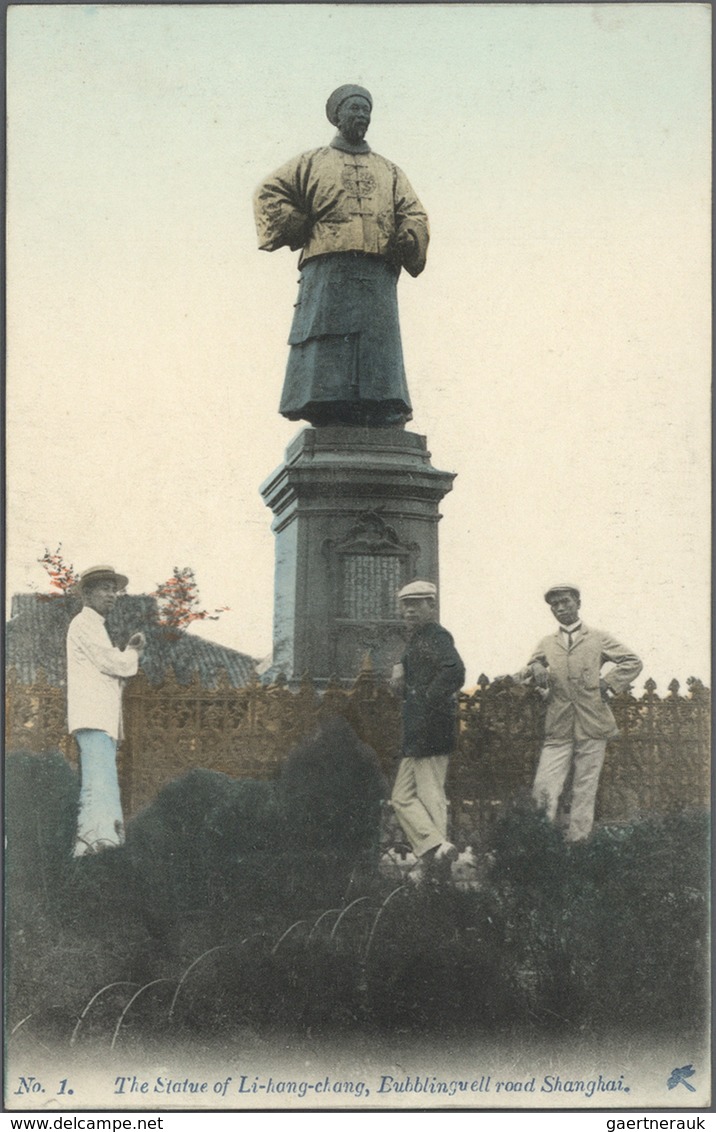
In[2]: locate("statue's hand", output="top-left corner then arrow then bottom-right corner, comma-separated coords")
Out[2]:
397,228 -> 417,255
395,226 -> 427,277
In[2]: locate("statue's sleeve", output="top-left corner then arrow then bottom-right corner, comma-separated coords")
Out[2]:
253,154 -> 311,253
393,166 -> 430,278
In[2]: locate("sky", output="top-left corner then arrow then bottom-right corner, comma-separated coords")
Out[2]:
6,2 -> 711,688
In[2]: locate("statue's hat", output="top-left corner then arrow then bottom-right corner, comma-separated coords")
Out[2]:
326,84 -> 372,126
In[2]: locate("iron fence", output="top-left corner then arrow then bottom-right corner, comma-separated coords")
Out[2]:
5,665 -> 710,823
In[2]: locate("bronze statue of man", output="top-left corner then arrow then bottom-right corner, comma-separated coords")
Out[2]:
254,85 -> 429,428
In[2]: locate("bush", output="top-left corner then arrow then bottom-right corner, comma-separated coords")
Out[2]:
5,751 -> 78,896
279,714 -> 386,853
478,801 -> 710,1033
123,769 -> 284,949
273,715 -> 387,906
4,752 -> 156,1026
4,746 -> 709,1047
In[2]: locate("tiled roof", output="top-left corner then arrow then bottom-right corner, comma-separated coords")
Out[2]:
6,593 -> 257,688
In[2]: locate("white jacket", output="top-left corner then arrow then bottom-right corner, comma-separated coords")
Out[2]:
66,607 -> 139,740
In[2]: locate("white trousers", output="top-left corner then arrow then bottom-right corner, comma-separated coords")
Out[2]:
391,755 -> 450,857
73,729 -> 125,856
532,737 -> 607,841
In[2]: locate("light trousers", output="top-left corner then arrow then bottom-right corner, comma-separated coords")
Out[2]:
532,737 -> 607,841
73,728 -> 125,856
391,754 -> 450,857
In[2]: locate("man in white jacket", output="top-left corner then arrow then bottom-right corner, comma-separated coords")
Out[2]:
66,565 -> 145,856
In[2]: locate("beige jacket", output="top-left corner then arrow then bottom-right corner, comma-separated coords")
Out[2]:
254,141 -> 429,276
516,624 -> 642,741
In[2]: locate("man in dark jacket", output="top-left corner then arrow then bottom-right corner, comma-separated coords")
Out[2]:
390,580 -> 466,883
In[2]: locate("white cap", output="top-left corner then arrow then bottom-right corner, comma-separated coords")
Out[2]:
398,580 -> 437,601
544,583 -> 580,604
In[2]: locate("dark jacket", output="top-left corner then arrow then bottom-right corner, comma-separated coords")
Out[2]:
401,621 -> 465,758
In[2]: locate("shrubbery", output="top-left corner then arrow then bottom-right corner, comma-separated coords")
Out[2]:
5,734 -> 709,1051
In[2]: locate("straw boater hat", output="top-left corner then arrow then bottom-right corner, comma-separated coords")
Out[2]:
77,565 -> 129,591
326,84 -> 373,126
544,584 -> 580,603
398,580 -> 437,601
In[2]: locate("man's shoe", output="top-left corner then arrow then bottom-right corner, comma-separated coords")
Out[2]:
434,841 -> 459,865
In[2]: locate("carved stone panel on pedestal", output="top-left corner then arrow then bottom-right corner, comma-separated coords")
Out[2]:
325,511 -> 417,678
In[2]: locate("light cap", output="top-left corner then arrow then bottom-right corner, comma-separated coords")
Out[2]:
544,584 -> 580,604
398,580 -> 437,601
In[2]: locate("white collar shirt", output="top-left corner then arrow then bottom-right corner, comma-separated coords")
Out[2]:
559,621 -> 583,648
66,606 -> 139,740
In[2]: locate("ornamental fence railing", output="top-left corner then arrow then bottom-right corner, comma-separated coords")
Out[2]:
5,664 -> 710,828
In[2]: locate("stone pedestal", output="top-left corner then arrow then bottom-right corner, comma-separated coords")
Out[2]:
260,427 -> 456,683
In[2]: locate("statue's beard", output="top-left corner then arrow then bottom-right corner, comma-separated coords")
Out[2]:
341,124 -> 368,144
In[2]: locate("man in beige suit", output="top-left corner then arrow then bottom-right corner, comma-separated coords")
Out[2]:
515,585 -> 642,841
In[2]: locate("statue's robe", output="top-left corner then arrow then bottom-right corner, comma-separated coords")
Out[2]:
254,137 -> 429,426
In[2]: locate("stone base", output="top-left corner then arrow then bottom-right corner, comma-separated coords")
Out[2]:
260,427 -> 456,683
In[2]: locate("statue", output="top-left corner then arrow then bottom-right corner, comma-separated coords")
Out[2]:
254,85 -> 429,428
